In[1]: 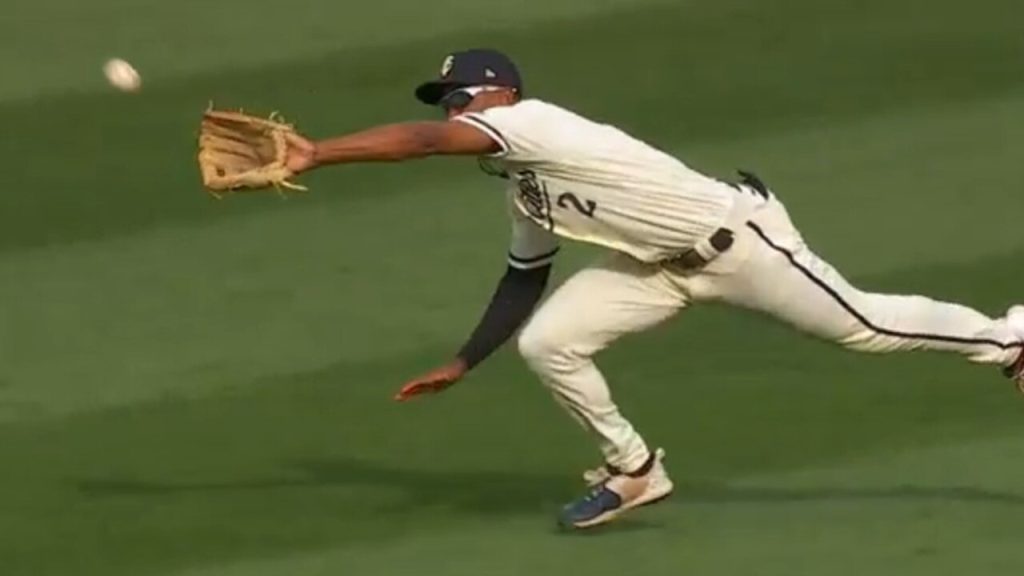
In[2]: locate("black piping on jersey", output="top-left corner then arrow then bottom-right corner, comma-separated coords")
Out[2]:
509,247 -> 560,268
456,114 -> 511,154
746,221 -> 1024,351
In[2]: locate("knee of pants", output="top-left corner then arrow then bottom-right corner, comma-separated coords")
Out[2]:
517,319 -> 587,376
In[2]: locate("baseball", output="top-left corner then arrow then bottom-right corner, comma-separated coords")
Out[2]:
103,58 -> 141,92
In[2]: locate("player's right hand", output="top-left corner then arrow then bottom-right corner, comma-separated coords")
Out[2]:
394,358 -> 468,402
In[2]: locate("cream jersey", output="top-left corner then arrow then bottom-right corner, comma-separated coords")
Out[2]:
453,99 -> 737,266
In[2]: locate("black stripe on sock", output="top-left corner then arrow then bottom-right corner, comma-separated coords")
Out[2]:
746,221 -> 1022,351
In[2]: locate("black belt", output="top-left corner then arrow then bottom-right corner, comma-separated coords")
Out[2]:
669,170 -> 768,269
671,227 -> 735,269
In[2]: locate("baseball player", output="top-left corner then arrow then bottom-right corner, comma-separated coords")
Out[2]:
282,49 -> 1024,529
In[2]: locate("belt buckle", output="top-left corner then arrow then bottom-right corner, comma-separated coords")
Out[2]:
709,228 -> 735,252
670,228 -> 734,270
672,249 -> 707,269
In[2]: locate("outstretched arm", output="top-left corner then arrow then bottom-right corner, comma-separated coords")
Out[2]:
395,264 -> 552,401
286,121 -> 499,172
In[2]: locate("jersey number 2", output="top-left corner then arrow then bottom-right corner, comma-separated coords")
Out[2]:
557,193 -> 597,218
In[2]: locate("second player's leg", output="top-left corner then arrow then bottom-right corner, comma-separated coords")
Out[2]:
518,252 -> 687,473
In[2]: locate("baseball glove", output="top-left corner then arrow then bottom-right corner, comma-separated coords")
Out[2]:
197,108 -> 307,196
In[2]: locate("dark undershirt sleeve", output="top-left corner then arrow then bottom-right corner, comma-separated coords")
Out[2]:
456,264 -> 552,370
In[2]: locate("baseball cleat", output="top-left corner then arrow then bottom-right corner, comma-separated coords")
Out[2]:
1004,306 -> 1024,393
560,450 -> 673,530
582,447 -> 666,486
1006,351 -> 1024,393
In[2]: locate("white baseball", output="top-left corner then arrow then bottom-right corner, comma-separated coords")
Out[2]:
103,58 -> 141,92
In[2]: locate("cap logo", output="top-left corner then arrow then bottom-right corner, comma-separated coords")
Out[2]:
440,55 -> 455,78
484,67 -> 497,79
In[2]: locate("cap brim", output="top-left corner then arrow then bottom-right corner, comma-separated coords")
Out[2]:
414,80 -> 464,105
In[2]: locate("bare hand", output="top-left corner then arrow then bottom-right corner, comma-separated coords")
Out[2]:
394,358 -> 468,402
285,132 -> 317,174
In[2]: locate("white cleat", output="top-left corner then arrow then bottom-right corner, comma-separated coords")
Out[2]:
583,447 -> 666,486
1006,306 -> 1024,335
561,448 -> 674,530
1005,306 -> 1024,393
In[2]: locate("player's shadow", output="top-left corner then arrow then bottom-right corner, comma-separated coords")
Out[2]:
74,457 -> 1024,516
75,457 -> 574,515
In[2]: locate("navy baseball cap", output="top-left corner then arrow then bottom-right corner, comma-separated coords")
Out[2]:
415,49 -> 523,105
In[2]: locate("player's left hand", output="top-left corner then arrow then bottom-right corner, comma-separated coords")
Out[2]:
395,358 -> 468,402
285,132 -> 318,174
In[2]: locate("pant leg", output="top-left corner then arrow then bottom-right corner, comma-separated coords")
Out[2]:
697,199 -> 1021,366
518,252 -> 688,472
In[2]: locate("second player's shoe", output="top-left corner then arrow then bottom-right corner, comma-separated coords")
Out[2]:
560,449 -> 673,530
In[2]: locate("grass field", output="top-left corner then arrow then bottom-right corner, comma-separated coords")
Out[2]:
1,0 -> 1023,574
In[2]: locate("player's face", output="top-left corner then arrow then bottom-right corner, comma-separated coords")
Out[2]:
440,86 -> 515,118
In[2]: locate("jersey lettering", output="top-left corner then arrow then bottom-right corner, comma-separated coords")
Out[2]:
515,170 -> 600,228
514,170 -> 554,229
556,192 -> 597,218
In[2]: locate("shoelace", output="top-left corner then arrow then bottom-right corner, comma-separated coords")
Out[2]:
581,486 -> 609,503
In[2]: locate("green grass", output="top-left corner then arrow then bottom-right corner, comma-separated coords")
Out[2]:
1,0 -> 1023,574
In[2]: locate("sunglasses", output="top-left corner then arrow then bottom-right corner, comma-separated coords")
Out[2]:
438,85 -> 507,111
